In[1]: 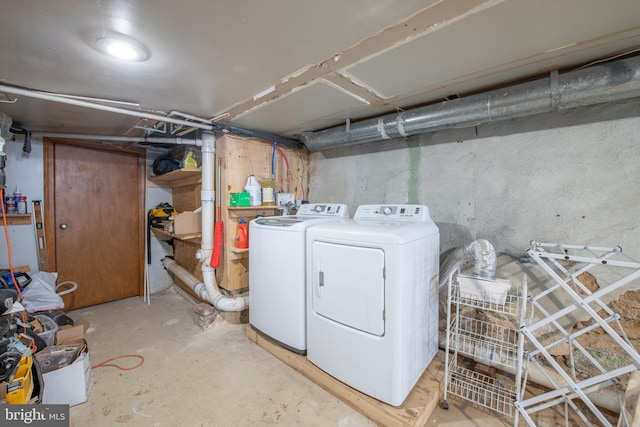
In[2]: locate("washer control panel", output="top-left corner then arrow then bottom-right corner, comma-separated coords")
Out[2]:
354,204 -> 430,221
297,203 -> 350,217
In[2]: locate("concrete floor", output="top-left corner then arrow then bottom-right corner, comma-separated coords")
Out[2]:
68,289 -> 510,427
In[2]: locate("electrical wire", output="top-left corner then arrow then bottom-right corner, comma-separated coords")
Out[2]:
92,354 -> 145,371
271,143 -> 276,177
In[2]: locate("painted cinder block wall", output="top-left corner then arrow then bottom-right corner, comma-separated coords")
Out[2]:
308,100 -> 640,289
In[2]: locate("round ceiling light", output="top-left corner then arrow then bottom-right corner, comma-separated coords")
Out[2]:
96,36 -> 150,61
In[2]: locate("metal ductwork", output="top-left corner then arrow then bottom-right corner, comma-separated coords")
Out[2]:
301,55 -> 640,151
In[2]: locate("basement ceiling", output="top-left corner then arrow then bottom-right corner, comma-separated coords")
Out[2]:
1,0 -> 639,146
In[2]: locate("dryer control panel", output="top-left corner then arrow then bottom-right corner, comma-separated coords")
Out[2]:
354,204 -> 430,221
297,203 -> 350,217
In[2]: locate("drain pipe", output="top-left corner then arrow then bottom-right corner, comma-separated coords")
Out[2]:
0,84 -> 301,149
163,131 -> 248,311
301,55 -> 640,150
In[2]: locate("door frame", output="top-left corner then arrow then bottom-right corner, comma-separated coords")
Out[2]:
43,138 -> 146,297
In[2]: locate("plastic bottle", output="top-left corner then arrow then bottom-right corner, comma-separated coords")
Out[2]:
5,196 -> 16,214
235,218 -> 249,249
244,174 -> 262,206
17,196 -> 27,214
13,186 -> 21,207
260,176 -> 275,206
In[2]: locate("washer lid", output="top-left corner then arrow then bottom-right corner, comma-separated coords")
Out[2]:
254,217 -> 303,227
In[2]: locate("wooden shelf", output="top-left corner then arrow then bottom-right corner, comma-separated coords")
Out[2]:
0,214 -> 32,225
227,206 -> 279,209
151,227 -> 201,242
229,247 -> 249,260
226,206 -> 281,220
148,169 -> 201,188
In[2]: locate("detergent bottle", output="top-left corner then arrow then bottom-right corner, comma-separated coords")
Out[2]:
235,218 -> 249,249
245,174 -> 262,206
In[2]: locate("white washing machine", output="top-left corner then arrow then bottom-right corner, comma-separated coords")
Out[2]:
306,204 -> 439,406
249,203 -> 350,354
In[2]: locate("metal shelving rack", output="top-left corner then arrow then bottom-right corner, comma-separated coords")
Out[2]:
442,271 -> 528,420
516,241 -> 640,427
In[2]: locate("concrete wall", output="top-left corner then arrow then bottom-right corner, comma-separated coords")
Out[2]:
308,102 -> 640,278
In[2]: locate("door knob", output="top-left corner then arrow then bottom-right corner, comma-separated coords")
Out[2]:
60,223 -> 68,230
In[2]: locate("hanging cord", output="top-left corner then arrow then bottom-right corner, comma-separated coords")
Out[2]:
92,354 -> 145,371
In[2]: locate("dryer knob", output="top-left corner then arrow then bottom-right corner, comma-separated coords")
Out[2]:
314,205 -> 323,213
383,206 -> 392,215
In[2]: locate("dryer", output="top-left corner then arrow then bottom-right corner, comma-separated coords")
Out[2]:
249,203 -> 350,353
306,204 -> 439,406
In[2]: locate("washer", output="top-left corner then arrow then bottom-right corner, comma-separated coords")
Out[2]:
306,204 -> 439,406
249,203 -> 350,354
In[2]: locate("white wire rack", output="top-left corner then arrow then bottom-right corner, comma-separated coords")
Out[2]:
516,241 -> 640,427
442,272 -> 528,420
446,358 -> 518,417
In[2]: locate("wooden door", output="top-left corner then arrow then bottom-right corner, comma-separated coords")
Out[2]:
44,139 -> 145,309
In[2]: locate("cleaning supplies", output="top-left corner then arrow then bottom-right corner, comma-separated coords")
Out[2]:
245,174 -> 261,206
260,176 -> 275,206
235,219 -> 249,249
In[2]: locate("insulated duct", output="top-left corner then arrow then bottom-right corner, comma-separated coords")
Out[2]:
301,55 -> 640,151
439,239 -> 497,289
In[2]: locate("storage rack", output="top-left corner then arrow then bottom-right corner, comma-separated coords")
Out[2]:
515,242 -> 640,427
442,270 -> 528,420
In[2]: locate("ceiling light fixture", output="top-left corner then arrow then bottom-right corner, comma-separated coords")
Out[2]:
96,36 -> 150,61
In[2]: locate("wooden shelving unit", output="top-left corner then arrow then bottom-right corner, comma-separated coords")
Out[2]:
147,169 -> 201,188
0,214 -> 32,225
216,135 -> 308,292
147,136 -> 309,295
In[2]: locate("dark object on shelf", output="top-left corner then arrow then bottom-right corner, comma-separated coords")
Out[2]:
152,154 -> 181,176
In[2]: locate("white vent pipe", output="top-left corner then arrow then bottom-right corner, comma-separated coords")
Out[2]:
438,239 -> 497,289
301,55 -> 640,150
162,131 -> 248,312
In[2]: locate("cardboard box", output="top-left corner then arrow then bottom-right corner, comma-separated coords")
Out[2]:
56,323 -> 85,345
168,211 -> 201,235
41,351 -> 92,406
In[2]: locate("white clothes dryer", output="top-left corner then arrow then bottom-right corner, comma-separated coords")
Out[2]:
249,203 -> 350,354
306,204 -> 439,406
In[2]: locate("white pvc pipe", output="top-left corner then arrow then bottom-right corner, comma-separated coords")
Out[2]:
0,84 -> 212,131
199,132 -> 249,312
162,131 -> 248,312
31,132 -> 201,145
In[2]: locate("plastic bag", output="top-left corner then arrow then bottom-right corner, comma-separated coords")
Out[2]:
21,271 -> 64,313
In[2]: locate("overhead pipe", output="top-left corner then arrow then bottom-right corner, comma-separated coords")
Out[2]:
162,131 -> 248,312
32,132 -> 201,145
0,84 -> 302,149
301,55 -> 640,150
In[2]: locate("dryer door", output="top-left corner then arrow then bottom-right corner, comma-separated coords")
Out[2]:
311,241 -> 385,336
